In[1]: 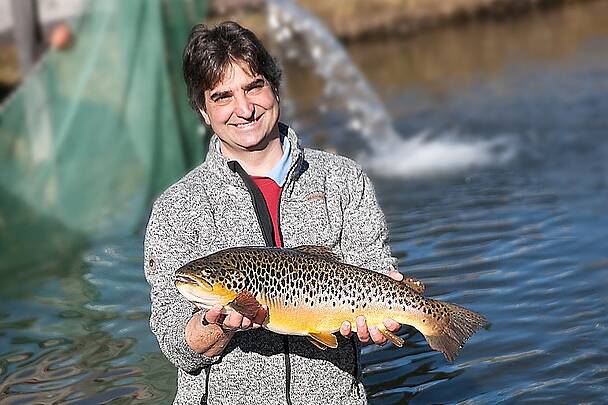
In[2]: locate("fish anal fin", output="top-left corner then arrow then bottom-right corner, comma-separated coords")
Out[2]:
308,331 -> 338,349
378,328 -> 405,348
402,276 -> 426,294
292,245 -> 341,261
229,291 -> 261,319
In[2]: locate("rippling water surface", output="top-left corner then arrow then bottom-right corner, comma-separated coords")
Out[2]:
1,2 -> 608,403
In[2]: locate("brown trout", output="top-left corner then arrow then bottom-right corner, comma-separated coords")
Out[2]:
175,245 -> 487,362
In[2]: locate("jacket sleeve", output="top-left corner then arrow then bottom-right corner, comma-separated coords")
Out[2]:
143,182 -> 220,373
339,164 -> 398,274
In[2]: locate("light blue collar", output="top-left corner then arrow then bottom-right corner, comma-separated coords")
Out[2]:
266,135 -> 291,187
216,135 -> 292,187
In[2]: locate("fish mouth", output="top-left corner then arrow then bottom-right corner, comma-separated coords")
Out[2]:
175,273 -> 213,291
174,273 -> 234,310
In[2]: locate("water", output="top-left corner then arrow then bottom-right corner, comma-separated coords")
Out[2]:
267,0 -> 517,176
2,1 -> 608,403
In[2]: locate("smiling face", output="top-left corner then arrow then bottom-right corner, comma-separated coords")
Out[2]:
199,61 -> 280,159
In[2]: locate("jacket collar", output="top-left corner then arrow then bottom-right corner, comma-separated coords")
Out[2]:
203,122 -> 306,189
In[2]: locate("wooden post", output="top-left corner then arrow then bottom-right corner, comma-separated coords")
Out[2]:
11,0 -> 43,76
10,0 -> 52,165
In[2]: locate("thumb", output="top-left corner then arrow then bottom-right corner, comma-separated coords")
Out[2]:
388,269 -> 403,282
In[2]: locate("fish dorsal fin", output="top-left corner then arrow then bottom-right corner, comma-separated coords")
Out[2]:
308,331 -> 338,349
292,245 -> 341,261
229,291 -> 261,319
402,276 -> 426,295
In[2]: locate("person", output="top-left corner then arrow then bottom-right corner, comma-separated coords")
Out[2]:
144,21 -> 404,405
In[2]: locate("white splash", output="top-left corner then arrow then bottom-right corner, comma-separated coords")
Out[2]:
360,131 -> 518,178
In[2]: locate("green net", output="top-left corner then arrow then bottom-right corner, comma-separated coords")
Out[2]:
0,0 -> 208,270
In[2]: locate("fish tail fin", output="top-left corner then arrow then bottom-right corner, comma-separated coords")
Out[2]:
421,301 -> 488,362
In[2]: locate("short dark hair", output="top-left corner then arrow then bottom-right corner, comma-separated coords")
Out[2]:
182,21 -> 282,116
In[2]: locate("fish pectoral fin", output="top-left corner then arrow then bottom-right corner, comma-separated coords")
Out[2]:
292,245 -> 342,262
307,336 -> 329,350
308,331 -> 338,349
402,276 -> 426,294
229,290 -> 261,319
378,328 -> 405,348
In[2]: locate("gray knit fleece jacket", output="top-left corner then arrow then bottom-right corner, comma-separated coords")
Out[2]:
144,124 -> 397,405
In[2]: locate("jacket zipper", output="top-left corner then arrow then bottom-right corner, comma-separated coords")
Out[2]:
277,188 -> 293,405
201,365 -> 211,404
229,159 -> 293,404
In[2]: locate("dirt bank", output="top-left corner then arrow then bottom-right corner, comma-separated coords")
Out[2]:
209,0 -> 596,40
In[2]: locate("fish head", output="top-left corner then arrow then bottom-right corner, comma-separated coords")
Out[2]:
174,256 -> 244,309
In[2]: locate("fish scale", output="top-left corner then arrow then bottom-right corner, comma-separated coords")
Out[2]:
175,245 -> 488,362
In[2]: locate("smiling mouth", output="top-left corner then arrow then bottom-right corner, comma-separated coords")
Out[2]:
232,115 -> 262,128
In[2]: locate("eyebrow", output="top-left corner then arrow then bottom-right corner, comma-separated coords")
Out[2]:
209,78 -> 266,102
243,78 -> 266,92
209,90 -> 232,102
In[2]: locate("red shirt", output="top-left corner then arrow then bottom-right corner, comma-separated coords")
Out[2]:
251,176 -> 283,247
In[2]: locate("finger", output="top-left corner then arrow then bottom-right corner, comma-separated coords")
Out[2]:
197,311 -> 210,326
369,326 -> 387,345
339,321 -> 352,337
383,318 -> 401,333
388,269 -> 403,282
252,305 -> 268,325
203,305 -> 225,324
223,311 -> 244,331
356,316 -> 370,343
216,314 -> 227,325
241,316 -> 252,329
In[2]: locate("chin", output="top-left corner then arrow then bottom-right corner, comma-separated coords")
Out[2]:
235,129 -> 273,149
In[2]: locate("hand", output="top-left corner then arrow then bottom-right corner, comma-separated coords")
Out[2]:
185,305 -> 268,356
204,304 -> 268,332
339,269 -> 403,346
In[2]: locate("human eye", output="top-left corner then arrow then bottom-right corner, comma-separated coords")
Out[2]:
211,92 -> 232,105
246,79 -> 266,94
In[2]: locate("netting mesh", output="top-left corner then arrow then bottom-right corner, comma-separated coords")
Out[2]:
0,0 -> 208,269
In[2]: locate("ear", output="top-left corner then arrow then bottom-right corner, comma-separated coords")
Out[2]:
199,108 -> 211,126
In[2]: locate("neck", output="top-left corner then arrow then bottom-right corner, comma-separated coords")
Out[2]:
220,130 -> 283,177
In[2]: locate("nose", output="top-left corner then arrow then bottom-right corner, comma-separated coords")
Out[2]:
234,92 -> 254,119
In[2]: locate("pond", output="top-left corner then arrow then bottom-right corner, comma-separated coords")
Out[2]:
1,1 -> 607,403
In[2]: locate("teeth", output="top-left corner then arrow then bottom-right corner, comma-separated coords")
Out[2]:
235,117 -> 259,128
